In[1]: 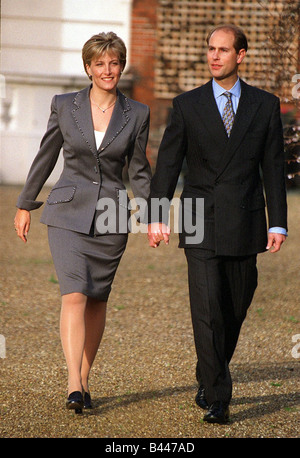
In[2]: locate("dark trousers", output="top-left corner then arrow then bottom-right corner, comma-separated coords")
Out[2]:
184,248 -> 258,405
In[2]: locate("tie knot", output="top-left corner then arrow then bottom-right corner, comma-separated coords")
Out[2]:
223,91 -> 232,100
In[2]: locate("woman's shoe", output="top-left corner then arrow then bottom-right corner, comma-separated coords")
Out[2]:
66,391 -> 84,414
83,390 -> 93,409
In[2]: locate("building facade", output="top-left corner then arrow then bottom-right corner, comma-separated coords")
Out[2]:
130,0 -> 300,166
1,0 -> 299,184
0,0 -> 133,185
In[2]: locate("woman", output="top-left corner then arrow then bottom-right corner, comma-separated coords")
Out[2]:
14,32 -> 151,414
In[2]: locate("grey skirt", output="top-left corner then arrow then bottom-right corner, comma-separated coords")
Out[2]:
48,226 -> 128,301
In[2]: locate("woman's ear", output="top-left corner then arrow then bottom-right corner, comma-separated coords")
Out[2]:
85,64 -> 91,78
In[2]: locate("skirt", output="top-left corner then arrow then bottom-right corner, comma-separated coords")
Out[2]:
48,226 -> 128,301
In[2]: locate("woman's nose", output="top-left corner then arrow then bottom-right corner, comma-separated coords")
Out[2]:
104,64 -> 112,74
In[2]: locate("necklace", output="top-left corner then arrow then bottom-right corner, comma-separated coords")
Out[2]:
91,97 -> 116,113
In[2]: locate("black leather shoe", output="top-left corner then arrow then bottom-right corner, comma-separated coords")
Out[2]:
83,390 -> 93,409
195,385 -> 209,410
66,391 -> 84,414
203,401 -> 230,424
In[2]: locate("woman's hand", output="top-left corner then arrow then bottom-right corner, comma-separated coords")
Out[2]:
147,223 -> 170,248
14,209 -> 31,243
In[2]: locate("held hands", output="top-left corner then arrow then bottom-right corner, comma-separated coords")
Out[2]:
14,210 -> 286,252
147,226 -> 286,252
147,223 -> 170,248
266,232 -> 286,253
14,209 -> 31,243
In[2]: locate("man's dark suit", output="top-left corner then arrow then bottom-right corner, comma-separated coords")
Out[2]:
149,79 -> 287,406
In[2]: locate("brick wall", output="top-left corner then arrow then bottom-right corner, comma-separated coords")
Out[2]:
131,0 -> 163,165
131,1 -> 299,166
130,0 -> 157,105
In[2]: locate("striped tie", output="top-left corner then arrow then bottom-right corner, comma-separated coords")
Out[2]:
222,92 -> 235,136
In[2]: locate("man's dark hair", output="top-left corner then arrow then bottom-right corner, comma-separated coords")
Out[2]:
206,24 -> 248,53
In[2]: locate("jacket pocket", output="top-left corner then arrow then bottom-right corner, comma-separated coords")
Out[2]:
115,188 -> 129,209
47,185 -> 76,205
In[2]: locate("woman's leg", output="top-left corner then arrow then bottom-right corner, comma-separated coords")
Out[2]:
60,292 -> 87,395
60,292 -> 107,395
81,298 -> 107,394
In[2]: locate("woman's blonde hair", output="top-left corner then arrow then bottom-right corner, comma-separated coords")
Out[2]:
82,32 -> 127,78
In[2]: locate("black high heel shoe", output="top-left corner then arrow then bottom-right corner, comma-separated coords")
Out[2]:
66,391 -> 84,414
83,390 -> 93,409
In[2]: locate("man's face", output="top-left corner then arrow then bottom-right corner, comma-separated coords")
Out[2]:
207,29 -> 245,83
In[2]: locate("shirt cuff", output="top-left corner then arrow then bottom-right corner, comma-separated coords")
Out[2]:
269,227 -> 288,236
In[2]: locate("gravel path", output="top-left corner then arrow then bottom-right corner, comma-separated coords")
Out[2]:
0,186 -> 299,439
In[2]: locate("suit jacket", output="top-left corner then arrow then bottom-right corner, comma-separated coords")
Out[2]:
17,86 -> 151,234
149,79 -> 287,256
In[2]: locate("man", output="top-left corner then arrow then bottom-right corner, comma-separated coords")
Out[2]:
148,24 -> 287,424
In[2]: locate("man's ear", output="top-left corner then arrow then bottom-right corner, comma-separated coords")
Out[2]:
237,49 -> 246,65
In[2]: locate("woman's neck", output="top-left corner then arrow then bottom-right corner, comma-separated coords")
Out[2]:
90,86 -> 117,106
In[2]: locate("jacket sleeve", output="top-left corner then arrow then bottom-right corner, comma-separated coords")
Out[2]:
260,96 -> 288,231
148,97 -> 187,223
127,106 -> 152,222
16,95 -> 64,211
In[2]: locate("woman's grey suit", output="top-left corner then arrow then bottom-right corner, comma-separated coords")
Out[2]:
17,85 -> 151,299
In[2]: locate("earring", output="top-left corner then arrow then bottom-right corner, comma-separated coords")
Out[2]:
89,75 -> 92,80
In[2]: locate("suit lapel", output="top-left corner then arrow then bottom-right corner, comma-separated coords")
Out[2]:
195,81 -> 229,148
72,86 -> 97,157
99,89 -> 131,153
215,80 -> 263,179
72,86 -> 131,158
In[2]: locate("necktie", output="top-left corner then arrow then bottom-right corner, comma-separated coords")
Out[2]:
222,92 -> 235,136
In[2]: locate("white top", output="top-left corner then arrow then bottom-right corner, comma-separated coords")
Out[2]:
94,130 -> 105,149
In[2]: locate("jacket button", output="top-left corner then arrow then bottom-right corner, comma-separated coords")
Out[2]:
92,181 -> 99,185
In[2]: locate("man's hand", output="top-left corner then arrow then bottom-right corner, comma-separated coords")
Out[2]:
266,232 -> 286,253
14,209 -> 31,243
147,223 -> 170,248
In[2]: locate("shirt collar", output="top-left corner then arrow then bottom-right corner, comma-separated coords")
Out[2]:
212,78 -> 241,99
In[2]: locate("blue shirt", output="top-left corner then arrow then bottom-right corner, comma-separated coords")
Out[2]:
212,78 -> 287,237
212,78 -> 241,116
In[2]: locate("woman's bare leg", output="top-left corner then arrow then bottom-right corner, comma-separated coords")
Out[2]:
60,292 -> 87,395
60,293 -> 107,395
81,298 -> 107,393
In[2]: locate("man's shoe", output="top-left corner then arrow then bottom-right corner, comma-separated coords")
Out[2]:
195,385 -> 209,410
203,401 -> 230,424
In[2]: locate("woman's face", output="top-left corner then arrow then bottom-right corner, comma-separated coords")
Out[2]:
86,51 -> 123,93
